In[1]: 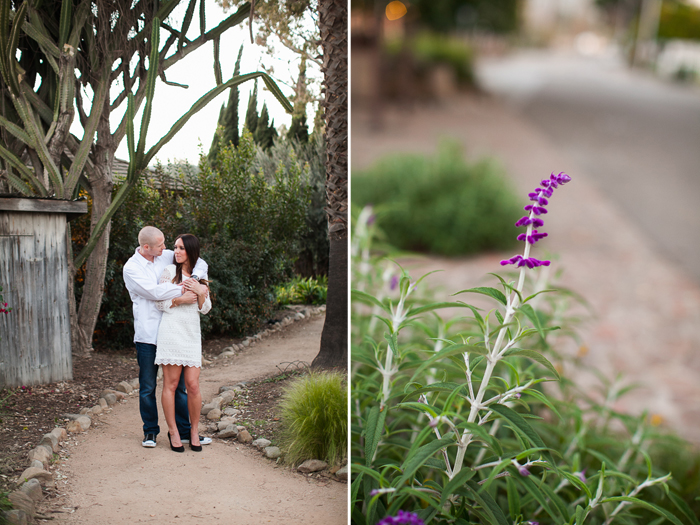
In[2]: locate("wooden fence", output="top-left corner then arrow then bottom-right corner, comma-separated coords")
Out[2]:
0,198 -> 86,388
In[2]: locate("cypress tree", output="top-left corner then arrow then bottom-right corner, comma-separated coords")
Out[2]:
244,80 -> 259,135
208,45 -> 244,166
254,103 -> 278,150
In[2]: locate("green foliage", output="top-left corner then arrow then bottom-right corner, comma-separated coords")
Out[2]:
413,0 -> 520,34
244,81 -> 259,136
410,32 -> 475,86
0,492 -> 11,524
254,103 -> 278,150
73,132 -> 309,349
255,133 -> 329,276
350,211 -> 694,525
275,276 -> 328,305
287,113 -> 309,143
278,370 -> 347,466
351,144 -> 522,256
658,1 -> 700,41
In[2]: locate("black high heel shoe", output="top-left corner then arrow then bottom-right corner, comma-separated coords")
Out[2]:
189,440 -> 202,452
167,432 -> 184,453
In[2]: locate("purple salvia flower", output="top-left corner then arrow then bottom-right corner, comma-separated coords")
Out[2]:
389,275 -> 399,290
377,510 -> 425,525
501,173 -> 570,269
519,466 -> 530,476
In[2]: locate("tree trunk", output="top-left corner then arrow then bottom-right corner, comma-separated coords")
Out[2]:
74,168 -> 113,356
312,0 -> 348,370
313,234 -> 347,369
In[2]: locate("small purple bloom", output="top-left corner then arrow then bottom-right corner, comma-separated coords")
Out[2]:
532,218 -> 544,228
377,510 -> 425,525
519,466 -> 530,476
514,393 -> 521,399
370,489 -> 381,496
515,216 -> 532,227
528,522 -> 540,525
576,469 -> 587,484
367,214 -> 376,226
428,418 -> 438,428
389,275 -> 399,290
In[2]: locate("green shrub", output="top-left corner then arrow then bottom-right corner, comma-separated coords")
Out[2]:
254,133 -> 329,277
351,144 -> 522,255
275,276 -> 328,306
410,32 -> 475,86
73,131 -> 309,349
278,370 -> 347,466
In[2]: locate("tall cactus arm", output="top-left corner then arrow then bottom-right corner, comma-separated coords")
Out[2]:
58,0 -> 71,48
199,0 -> 206,34
63,66 -> 111,195
0,113 -> 31,145
0,142 -> 47,195
10,96 -> 64,197
160,3 -> 250,70
143,71 -> 292,167
133,18 -> 161,169
0,1 -> 28,96
213,36 -> 222,85
178,0 -> 197,52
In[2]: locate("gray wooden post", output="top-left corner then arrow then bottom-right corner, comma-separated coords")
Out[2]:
0,198 -> 87,387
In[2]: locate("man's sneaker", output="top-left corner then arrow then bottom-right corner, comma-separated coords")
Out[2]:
142,434 -> 157,448
181,435 -> 212,445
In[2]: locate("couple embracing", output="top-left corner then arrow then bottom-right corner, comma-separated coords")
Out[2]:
123,226 -> 212,453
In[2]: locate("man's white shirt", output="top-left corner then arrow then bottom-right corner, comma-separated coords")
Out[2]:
123,248 -> 208,344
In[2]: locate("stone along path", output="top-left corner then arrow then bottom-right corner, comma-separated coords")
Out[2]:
49,314 -> 346,524
352,76 -> 700,443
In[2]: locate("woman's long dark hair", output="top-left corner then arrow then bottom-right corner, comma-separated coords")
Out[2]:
172,233 -> 201,284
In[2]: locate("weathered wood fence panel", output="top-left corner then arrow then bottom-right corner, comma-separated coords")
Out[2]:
0,198 -> 86,388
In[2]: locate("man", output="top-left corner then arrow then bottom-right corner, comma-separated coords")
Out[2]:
123,226 -> 212,448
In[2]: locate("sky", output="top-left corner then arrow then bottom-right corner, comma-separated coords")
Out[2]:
101,3 -> 317,166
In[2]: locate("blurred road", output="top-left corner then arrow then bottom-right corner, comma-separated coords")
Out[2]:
478,49 -> 700,283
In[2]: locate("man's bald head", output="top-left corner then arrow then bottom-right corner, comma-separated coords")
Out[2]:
138,226 -> 164,248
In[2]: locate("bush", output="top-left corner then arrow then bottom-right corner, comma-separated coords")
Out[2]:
410,32 -> 475,86
350,182 -> 695,525
351,144 -> 522,256
278,370 -> 347,466
275,276 -> 328,306
254,133 -> 329,277
73,131 -> 309,349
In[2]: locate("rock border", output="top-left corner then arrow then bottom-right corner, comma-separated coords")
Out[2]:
1,304 -> 327,524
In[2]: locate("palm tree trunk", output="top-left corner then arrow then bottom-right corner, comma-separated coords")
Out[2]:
312,0 -> 348,370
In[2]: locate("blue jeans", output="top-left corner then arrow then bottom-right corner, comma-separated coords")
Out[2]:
135,342 -> 191,438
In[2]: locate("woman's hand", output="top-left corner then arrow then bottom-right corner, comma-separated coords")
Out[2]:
172,291 -> 198,307
183,279 -> 208,297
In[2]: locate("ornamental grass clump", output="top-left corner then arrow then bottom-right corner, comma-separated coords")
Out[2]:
351,174 -> 693,525
277,370 -> 347,467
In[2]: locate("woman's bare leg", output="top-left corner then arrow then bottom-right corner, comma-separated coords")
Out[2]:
183,366 -> 202,447
162,364 -> 184,446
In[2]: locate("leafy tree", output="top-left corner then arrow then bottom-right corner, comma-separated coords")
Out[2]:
312,0 -> 347,371
0,0 -> 291,355
208,44 -> 245,166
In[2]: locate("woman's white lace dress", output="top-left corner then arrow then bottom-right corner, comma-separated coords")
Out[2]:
154,264 -> 212,368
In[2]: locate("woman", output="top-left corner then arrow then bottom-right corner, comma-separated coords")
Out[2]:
155,233 -> 211,452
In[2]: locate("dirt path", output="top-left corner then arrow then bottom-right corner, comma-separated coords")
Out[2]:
50,315 -> 347,524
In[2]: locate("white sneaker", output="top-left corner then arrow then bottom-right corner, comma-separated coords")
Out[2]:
142,434 -> 157,448
181,435 -> 212,445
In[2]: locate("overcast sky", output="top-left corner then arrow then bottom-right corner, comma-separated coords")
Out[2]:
101,3 -> 316,166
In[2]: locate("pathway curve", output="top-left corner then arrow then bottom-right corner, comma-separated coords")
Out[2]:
51,315 -> 347,524
352,62 -> 700,443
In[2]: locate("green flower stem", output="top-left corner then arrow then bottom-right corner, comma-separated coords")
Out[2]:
450,222 -> 535,479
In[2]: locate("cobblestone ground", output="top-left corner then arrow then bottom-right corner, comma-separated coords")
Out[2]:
352,88 -> 700,444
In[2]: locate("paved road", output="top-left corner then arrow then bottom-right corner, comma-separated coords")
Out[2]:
477,49 -> 700,283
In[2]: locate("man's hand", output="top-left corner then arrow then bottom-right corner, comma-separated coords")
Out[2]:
172,291 -> 198,307
183,280 -> 208,297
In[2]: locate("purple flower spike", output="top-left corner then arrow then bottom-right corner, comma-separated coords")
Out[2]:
500,255 -> 523,266
515,216 -> 532,227
532,218 -> 544,228
389,275 -> 399,290
377,510 -> 426,525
